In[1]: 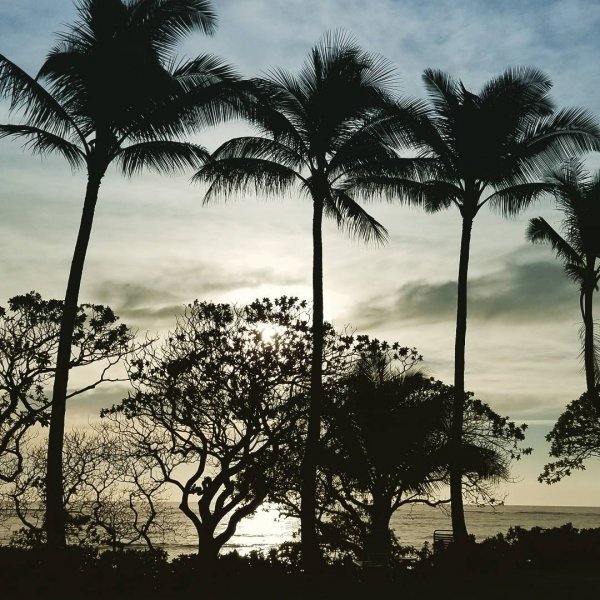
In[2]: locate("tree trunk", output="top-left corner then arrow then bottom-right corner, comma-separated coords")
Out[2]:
450,214 -> 473,543
300,195 -> 324,571
582,263 -> 598,404
197,529 -> 219,565
46,173 -> 102,549
365,495 -> 392,567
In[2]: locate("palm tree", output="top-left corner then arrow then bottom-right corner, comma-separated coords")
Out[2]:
527,161 -> 600,397
0,0 -> 251,548
350,67 -> 600,541
193,31 -> 423,567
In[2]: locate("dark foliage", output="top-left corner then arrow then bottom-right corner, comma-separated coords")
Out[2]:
540,389 -> 600,483
0,292 -> 135,483
2,527 -> 600,600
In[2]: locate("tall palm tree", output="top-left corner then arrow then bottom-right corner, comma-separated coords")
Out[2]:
527,161 -> 600,397
193,31 -> 422,567
0,0 -> 250,548
350,67 -> 600,541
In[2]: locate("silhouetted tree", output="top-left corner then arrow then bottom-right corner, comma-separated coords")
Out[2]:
193,32 -> 425,567
1,424 -> 172,551
106,297 -> 315,563
539,390 -> 600,483
317,348 -> 530,566
0,0 -> 253,548
320,350 -> 438,566
527,161 -> 600,397
351,67 -> 600,540
0,292 -> 135,484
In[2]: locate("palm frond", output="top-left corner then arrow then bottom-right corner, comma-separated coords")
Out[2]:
133,0 -> 217,55
349,174 -> 459,212
577,320 -> 600,386
124,74 -> 250,143
526,217 -> 583,269
194,157 -> 300,204
479,66 -> 554,117
541,162 -> 600,259
115,140 -> 208,176
545,159 -> 587,198
421,69 -> 460,114
564,263 -> 588,285
336,154 -> 437,191
368,96 -> 438,151
0,124 -> 85,169
35,49 -> 92,117
211,136 -> 306,170
327,189 -> 388,245
313,30 -> 398,93
484,182 -> 553,217
0,53 -> 77,139
172,53 -> 238,89
517,107 -> 600,179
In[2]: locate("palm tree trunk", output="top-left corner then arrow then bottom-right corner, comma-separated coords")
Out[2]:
582,263 -> 596,398
46,172 -> 102,549
366,491 -> 392,567
300,195 -> 324,570
450,214 -> 473,543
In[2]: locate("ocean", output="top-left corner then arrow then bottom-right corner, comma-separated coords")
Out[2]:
2,504 -> 599,557
218,504 -> 600,557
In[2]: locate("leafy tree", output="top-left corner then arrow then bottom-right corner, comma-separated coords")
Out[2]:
527,161 -> 600,396
539,390 -> 600,483
193,31 -> 424,566
317,347 -> 530,565
106,297 -> 316,563
0,292 -> 135,484
0,0 -> 252,547
351,67 -> 600,540
320,350 -> 435,566
2,424 -> 172,551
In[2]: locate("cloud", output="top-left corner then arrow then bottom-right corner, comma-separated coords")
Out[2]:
67,382 -> 131,424
91,263 -> 304,329
353,259 -> 578,329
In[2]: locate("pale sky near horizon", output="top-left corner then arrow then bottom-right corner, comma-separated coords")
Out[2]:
0,0 -> 599,507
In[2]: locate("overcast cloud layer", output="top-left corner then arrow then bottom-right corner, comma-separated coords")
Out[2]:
1,0 -> 599,505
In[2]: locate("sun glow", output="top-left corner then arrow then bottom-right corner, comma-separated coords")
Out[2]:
259,324 -> 287,343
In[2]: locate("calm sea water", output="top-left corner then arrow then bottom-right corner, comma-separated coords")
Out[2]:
217,504 -> 600,557
2,504 -> 599,556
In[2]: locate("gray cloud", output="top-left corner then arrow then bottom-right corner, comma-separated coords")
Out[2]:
67,382 -> 131,424
92,263 -> 304,329
354,259 -> 579,329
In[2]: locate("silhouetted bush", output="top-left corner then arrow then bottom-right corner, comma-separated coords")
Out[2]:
431,523 -> 600,574
487,523 -> 600,568
2,535 -> 600,600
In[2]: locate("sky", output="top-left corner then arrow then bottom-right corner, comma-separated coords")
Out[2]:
0,0 -> 599,507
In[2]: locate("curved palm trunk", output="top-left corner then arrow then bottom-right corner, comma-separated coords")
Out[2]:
46,173 -> 102,548
450,214 -> 473,543
300,195 -> 324,570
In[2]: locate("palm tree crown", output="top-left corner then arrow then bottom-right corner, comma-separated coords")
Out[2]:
0,0 -> 250,177
356,67 -> 600,216
195,31 -> 427,241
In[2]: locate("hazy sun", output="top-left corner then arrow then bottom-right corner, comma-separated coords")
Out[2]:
259,324 -> 286,343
